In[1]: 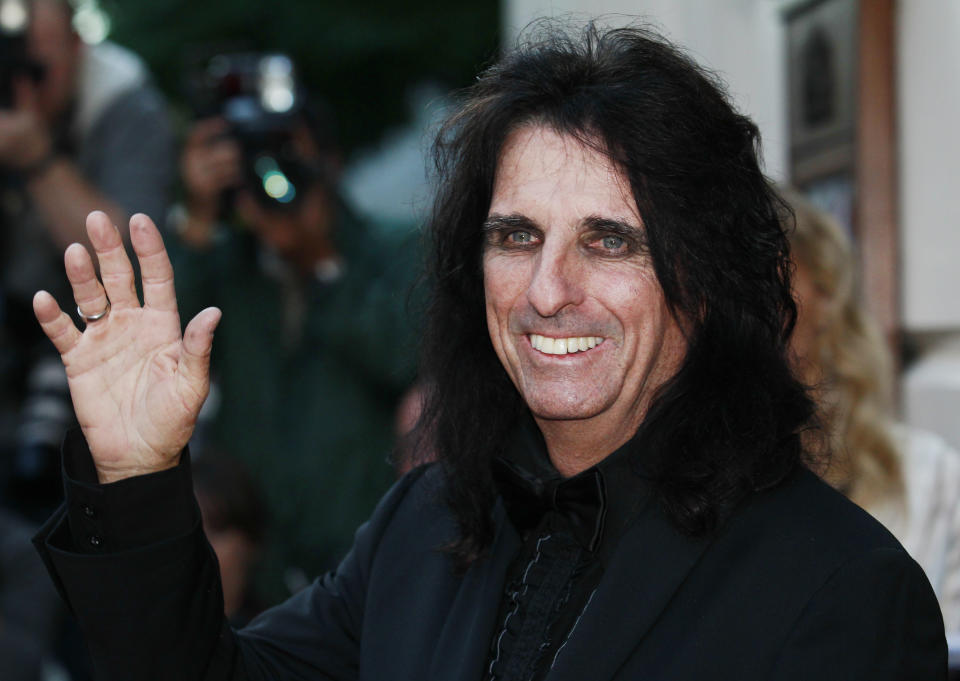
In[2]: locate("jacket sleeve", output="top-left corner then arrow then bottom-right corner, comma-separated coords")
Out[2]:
33,431 -> 427,681
770,546 -> 947,680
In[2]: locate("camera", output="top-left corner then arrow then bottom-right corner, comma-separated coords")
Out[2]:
187,52 -> 326,211
0,0 -> 45,108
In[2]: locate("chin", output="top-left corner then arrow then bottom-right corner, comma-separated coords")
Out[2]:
522,390 -> 612,424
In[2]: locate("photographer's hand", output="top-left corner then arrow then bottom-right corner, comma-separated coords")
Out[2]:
179,118 -> 242,248
33,211 -> 221,483
0,78 -> 52,172
0,78 -> 129,250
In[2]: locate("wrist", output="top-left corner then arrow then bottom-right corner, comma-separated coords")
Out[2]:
96,457 -> 181,485
96,469 -> 166,485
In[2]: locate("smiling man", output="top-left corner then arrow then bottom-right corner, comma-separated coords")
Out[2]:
32,22 -> 945,681
482,126 -> 687,474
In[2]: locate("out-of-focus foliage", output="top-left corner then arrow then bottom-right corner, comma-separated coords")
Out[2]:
102,0 -> 500,156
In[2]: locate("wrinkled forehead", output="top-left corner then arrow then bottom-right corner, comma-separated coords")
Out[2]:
490,124 -> 642,227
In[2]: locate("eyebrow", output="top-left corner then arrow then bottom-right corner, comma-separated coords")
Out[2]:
582,215 -> 646,241
482,213 -> 644,235
481,213 -> 536,233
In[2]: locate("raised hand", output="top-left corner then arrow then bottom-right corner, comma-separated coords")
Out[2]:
33,211 -> 221,483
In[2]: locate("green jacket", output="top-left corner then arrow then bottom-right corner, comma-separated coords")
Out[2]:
167,209 -> 422,602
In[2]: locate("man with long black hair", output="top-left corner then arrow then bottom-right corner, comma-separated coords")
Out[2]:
32,22 -> 945,680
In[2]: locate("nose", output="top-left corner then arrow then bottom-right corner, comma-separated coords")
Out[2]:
526,247 -> 585,317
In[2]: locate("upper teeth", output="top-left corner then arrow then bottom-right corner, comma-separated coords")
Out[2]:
529,334 -> 604,355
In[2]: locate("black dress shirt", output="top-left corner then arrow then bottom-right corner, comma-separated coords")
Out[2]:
486,418 -> 649,681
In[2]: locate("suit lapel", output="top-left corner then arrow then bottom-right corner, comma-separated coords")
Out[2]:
429,500 -> 521,681
546,496 -> 713,681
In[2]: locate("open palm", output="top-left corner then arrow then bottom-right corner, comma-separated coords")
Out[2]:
33,212 -> 221,483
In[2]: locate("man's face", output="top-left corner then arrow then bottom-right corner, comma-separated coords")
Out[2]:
483,125 -> 687,444
28,0 -> 82,124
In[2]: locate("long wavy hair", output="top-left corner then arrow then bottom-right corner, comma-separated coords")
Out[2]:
784,190 -> 903,509
416,22 -> 816,566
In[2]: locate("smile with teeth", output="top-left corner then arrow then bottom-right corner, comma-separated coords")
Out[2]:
528,333 -> 604,355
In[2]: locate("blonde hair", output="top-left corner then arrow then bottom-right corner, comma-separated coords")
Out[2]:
784,189 -> 903,508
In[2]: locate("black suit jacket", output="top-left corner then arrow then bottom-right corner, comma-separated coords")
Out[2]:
35,450 -> 946,680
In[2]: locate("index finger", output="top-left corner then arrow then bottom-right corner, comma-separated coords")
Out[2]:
129,213 -> 177,313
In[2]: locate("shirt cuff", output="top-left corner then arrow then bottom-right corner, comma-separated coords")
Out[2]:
60,428 -> 200,553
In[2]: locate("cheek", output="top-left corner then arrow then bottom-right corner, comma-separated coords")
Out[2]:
482,257 -> 524,359
602,269 -> 661,331
618,277 -> 685,370
482,257 -> 515,321
791,294 -> 828,364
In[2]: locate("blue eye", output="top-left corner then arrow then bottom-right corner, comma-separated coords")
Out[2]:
508,231 -> 534,244
601,235 -> 625,250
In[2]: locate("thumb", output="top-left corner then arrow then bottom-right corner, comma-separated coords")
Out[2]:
178,306 -> 221,405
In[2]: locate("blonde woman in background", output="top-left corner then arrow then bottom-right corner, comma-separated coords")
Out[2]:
786,189 -> 960,632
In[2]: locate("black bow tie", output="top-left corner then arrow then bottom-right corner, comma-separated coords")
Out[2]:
492,456 -> 607,552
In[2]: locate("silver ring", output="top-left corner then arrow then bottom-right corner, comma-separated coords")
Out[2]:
77,300 -> 110,323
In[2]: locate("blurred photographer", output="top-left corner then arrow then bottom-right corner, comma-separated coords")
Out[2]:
0,0 -> 173,516
168,53 -> 422,603
176,55 -> 343,279
0,0 -> 173,279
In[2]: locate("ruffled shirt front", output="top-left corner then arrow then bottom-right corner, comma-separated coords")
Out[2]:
484,418 -> 649,681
